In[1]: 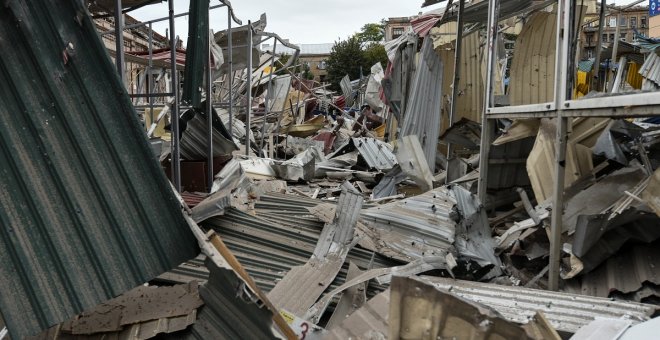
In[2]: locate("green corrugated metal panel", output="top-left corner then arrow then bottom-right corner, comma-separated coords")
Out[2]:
182,0 -> 210,107
0,2 -> 199,339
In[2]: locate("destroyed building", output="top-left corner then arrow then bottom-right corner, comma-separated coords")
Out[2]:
1,0 -> 660,339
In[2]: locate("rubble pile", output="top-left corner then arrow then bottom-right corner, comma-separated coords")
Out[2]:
2,0 -> 660,339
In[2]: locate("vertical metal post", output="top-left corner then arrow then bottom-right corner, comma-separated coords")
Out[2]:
608,13 -> 622,92
114,0 -> 125,83
169,0 -> 181,191
549,0 -> 572,291
259,39 -> 277,155
477,0 -> 501,203
227,9 -> 234,137
148,23 -> 155,127
206,5 -> 214,192
446,0 -> 465,184
592,0 -> 606,91
245,20 -> 253,156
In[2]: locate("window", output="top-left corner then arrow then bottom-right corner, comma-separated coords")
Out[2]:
621,33 -> 627,41
609,17 -> 617,27
610,33 -> 615,41
586,34 -> 593,45
317,60 -> 327,70
602,33 -> 608,42
619,16 -> 627,27
642,16 -> 647,28
392,27 -> 404,39
587,49 -> 594,59
630,16 -> 637,28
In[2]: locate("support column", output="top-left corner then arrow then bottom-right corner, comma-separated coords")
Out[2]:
245,20 -> 253,156
446,0 -> 465,184
114,0 -> 125,83
169,0 -> 181,191
206,3 -> 214,192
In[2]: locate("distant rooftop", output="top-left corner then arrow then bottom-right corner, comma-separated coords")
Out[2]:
262,43 -> 334,56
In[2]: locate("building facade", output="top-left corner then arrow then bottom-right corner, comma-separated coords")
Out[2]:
581,5 -> 649,60
384,17 -> 413,41
262,43 -> 334,82
650,12 -> 660,37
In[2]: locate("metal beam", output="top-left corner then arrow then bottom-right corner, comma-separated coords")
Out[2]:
206,2 -> 214,192
245,20 -> 252,156
114,0 -> 125,83
169,0 -> 181,191
446,0 -> 465,184
102,4 -> 226,36
477,0 -> 500,203
227,8 -> 234,137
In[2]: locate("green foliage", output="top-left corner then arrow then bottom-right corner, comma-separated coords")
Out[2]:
355,23 -> 384,43
326,37 -> 366,91
362,43 -> 388,72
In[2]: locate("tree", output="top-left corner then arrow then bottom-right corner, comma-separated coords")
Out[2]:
355,23 -> 385,43
362,43 -> 388,72
326,37 -> 366,90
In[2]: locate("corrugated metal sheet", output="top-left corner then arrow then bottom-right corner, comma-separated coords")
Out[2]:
324,290 -> 390,339
340,75 -> 354,108
202,207 -> 397,295
401,38 -> 443,172
639,52 -> 660,87
352,137 -> 397,172
0,2 -> 199,339
579,243 -> 660,299
360,188 -> 457,261
509,11 -> 557,105
179,261 -> 281,340
180,108 -> 238,161
424,277 -> 657,333
181,0 -> 209,107
440,0 -> 539,24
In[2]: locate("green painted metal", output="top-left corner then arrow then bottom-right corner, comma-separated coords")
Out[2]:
0,2 -> 198,338
182,0 -> 210,108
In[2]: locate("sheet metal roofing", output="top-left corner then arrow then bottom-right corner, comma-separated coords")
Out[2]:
262,43 -> 334,56
0,2 -> 198,338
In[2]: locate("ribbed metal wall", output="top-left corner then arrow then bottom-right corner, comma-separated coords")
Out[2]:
0,2 -> 198,338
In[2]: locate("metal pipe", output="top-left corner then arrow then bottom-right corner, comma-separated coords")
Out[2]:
102,4 -> 226,35
169,0 -> 181,191
592,0 -> 606,91
148,23 -> 155,127
549,0 -> 572,291
608,13 -> 622,92
227,9 -> 233,137
206,5 -> 214,192
114,0 -> 125,83
245,20 -> 253,156
477,0 -> 501,203
446,0 -> 465,184
259,38 -> 277,155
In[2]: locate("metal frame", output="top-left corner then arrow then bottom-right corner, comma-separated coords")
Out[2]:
477,0 -> 660,290
111,0 -> 245,192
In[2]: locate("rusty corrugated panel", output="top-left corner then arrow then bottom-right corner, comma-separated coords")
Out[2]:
0,2 -> 198,338
181,192 -> 208,208
424,277 -> 657,333
509,11 -> 557,105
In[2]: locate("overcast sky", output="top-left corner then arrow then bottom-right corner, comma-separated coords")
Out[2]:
130,0 -> 443,45
130,0 -> 643,45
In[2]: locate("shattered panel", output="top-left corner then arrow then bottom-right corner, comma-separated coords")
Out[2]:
324,290 -> 390,340
401,38 -> 444,172
360,188 -> 457,261
424,277 -> 656,333
642,167 -> 660,217
0,3 -> 199,338
390,276 -> 533,340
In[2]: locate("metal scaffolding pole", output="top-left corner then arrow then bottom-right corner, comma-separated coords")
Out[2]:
446,0 -> 465,184
169,0 -> 181,191
148,22 -> 154,126
549,0 -> 572,291
114,0 -> 125,83
245,20 -> 253,156
477,0 -> 501,203
259,38 -> 277,155
227,8 -> 234,136
206,4 -> 214,192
